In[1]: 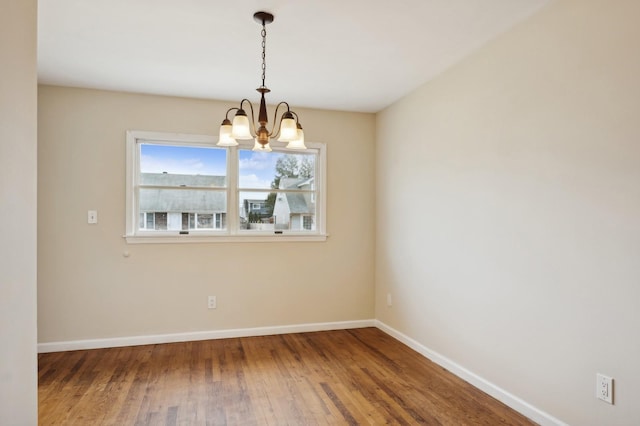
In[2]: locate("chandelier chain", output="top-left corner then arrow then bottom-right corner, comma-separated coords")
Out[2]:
261,23 -> 267,88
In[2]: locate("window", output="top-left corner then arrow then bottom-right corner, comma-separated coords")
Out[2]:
125,131 -> 326,243
303,215 -> 313,230
180,212 -> 226,230
239,148 -> 318,232
140,212 -> 168,230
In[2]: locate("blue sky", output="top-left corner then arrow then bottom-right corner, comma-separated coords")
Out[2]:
238,149 -> 280,189
140,144 -> 226,176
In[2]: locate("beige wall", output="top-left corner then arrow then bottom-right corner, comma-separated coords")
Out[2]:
376,0 -> 640,424
0,0 -> 38,424
36,0 -> 640,423
37,86 -> 375,343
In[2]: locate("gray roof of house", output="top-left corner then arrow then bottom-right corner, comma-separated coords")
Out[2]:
140,173 -> 225,187
278,177 -> 314,214
140,173 -> 226,212
140,189 -> 226,212
285,193 -> 313,214
279,177 -> 310,189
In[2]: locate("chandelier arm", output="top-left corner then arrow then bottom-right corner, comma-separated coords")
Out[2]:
225,107 -> 239,120
239,99 -> 258,137
268,101 -> 291,138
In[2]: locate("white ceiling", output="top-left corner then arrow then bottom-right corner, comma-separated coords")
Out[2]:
38,0 -> 549,113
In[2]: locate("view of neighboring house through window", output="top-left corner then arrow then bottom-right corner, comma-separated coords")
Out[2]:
139,212 -> 169,230
303,215 -> 313,230
135,142 -> 227,233
180,212 -> 226,230
125,131 -> 326,241
239,149 -> 317,232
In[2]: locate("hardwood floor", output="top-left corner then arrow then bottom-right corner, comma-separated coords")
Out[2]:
38,328 -> 535,425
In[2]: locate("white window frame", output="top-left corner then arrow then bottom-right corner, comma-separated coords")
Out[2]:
125,130 -> 327,244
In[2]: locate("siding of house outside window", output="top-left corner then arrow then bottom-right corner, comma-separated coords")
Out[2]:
138,173 -> 227,231
272,177 -> 316,231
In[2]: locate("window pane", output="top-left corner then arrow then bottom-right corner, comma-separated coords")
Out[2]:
197,213 -> 213,229
238,150 -> 315,190
155,212 -> 168,230
140,144 -> 227,187
303,216 -> 313,230
146,212 -> 154,229
238,149 -> 317,232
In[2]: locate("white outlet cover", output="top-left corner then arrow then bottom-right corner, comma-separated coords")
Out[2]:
596,373 -> 613,404
207,296 -> 216,309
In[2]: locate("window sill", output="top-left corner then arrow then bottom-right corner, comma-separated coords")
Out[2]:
124,233 -> 328,244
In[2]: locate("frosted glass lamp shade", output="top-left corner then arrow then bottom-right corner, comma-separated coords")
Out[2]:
252,138 -> 272,152
286,125 -> 306,150
231,110 -> 253,140
277,114 -> 298,142
217,120 -> 238,146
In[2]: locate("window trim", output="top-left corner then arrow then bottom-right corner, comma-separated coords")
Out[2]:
125,130 -> 327,244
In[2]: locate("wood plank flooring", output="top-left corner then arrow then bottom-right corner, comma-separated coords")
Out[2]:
38,327 -> 535,425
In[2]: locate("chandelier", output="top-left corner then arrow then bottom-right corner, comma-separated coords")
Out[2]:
217,11 -> 306,151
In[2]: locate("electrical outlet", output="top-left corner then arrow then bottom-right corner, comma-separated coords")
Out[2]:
386,293 -> 392,307
207,296 -> 216,309
596,373 -> 613,404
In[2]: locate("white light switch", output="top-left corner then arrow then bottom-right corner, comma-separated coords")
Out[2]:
88,210 -> 98,224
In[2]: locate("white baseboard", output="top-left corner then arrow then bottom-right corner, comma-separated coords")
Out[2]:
37,319 -> 376,353
374,320 -> 567,426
